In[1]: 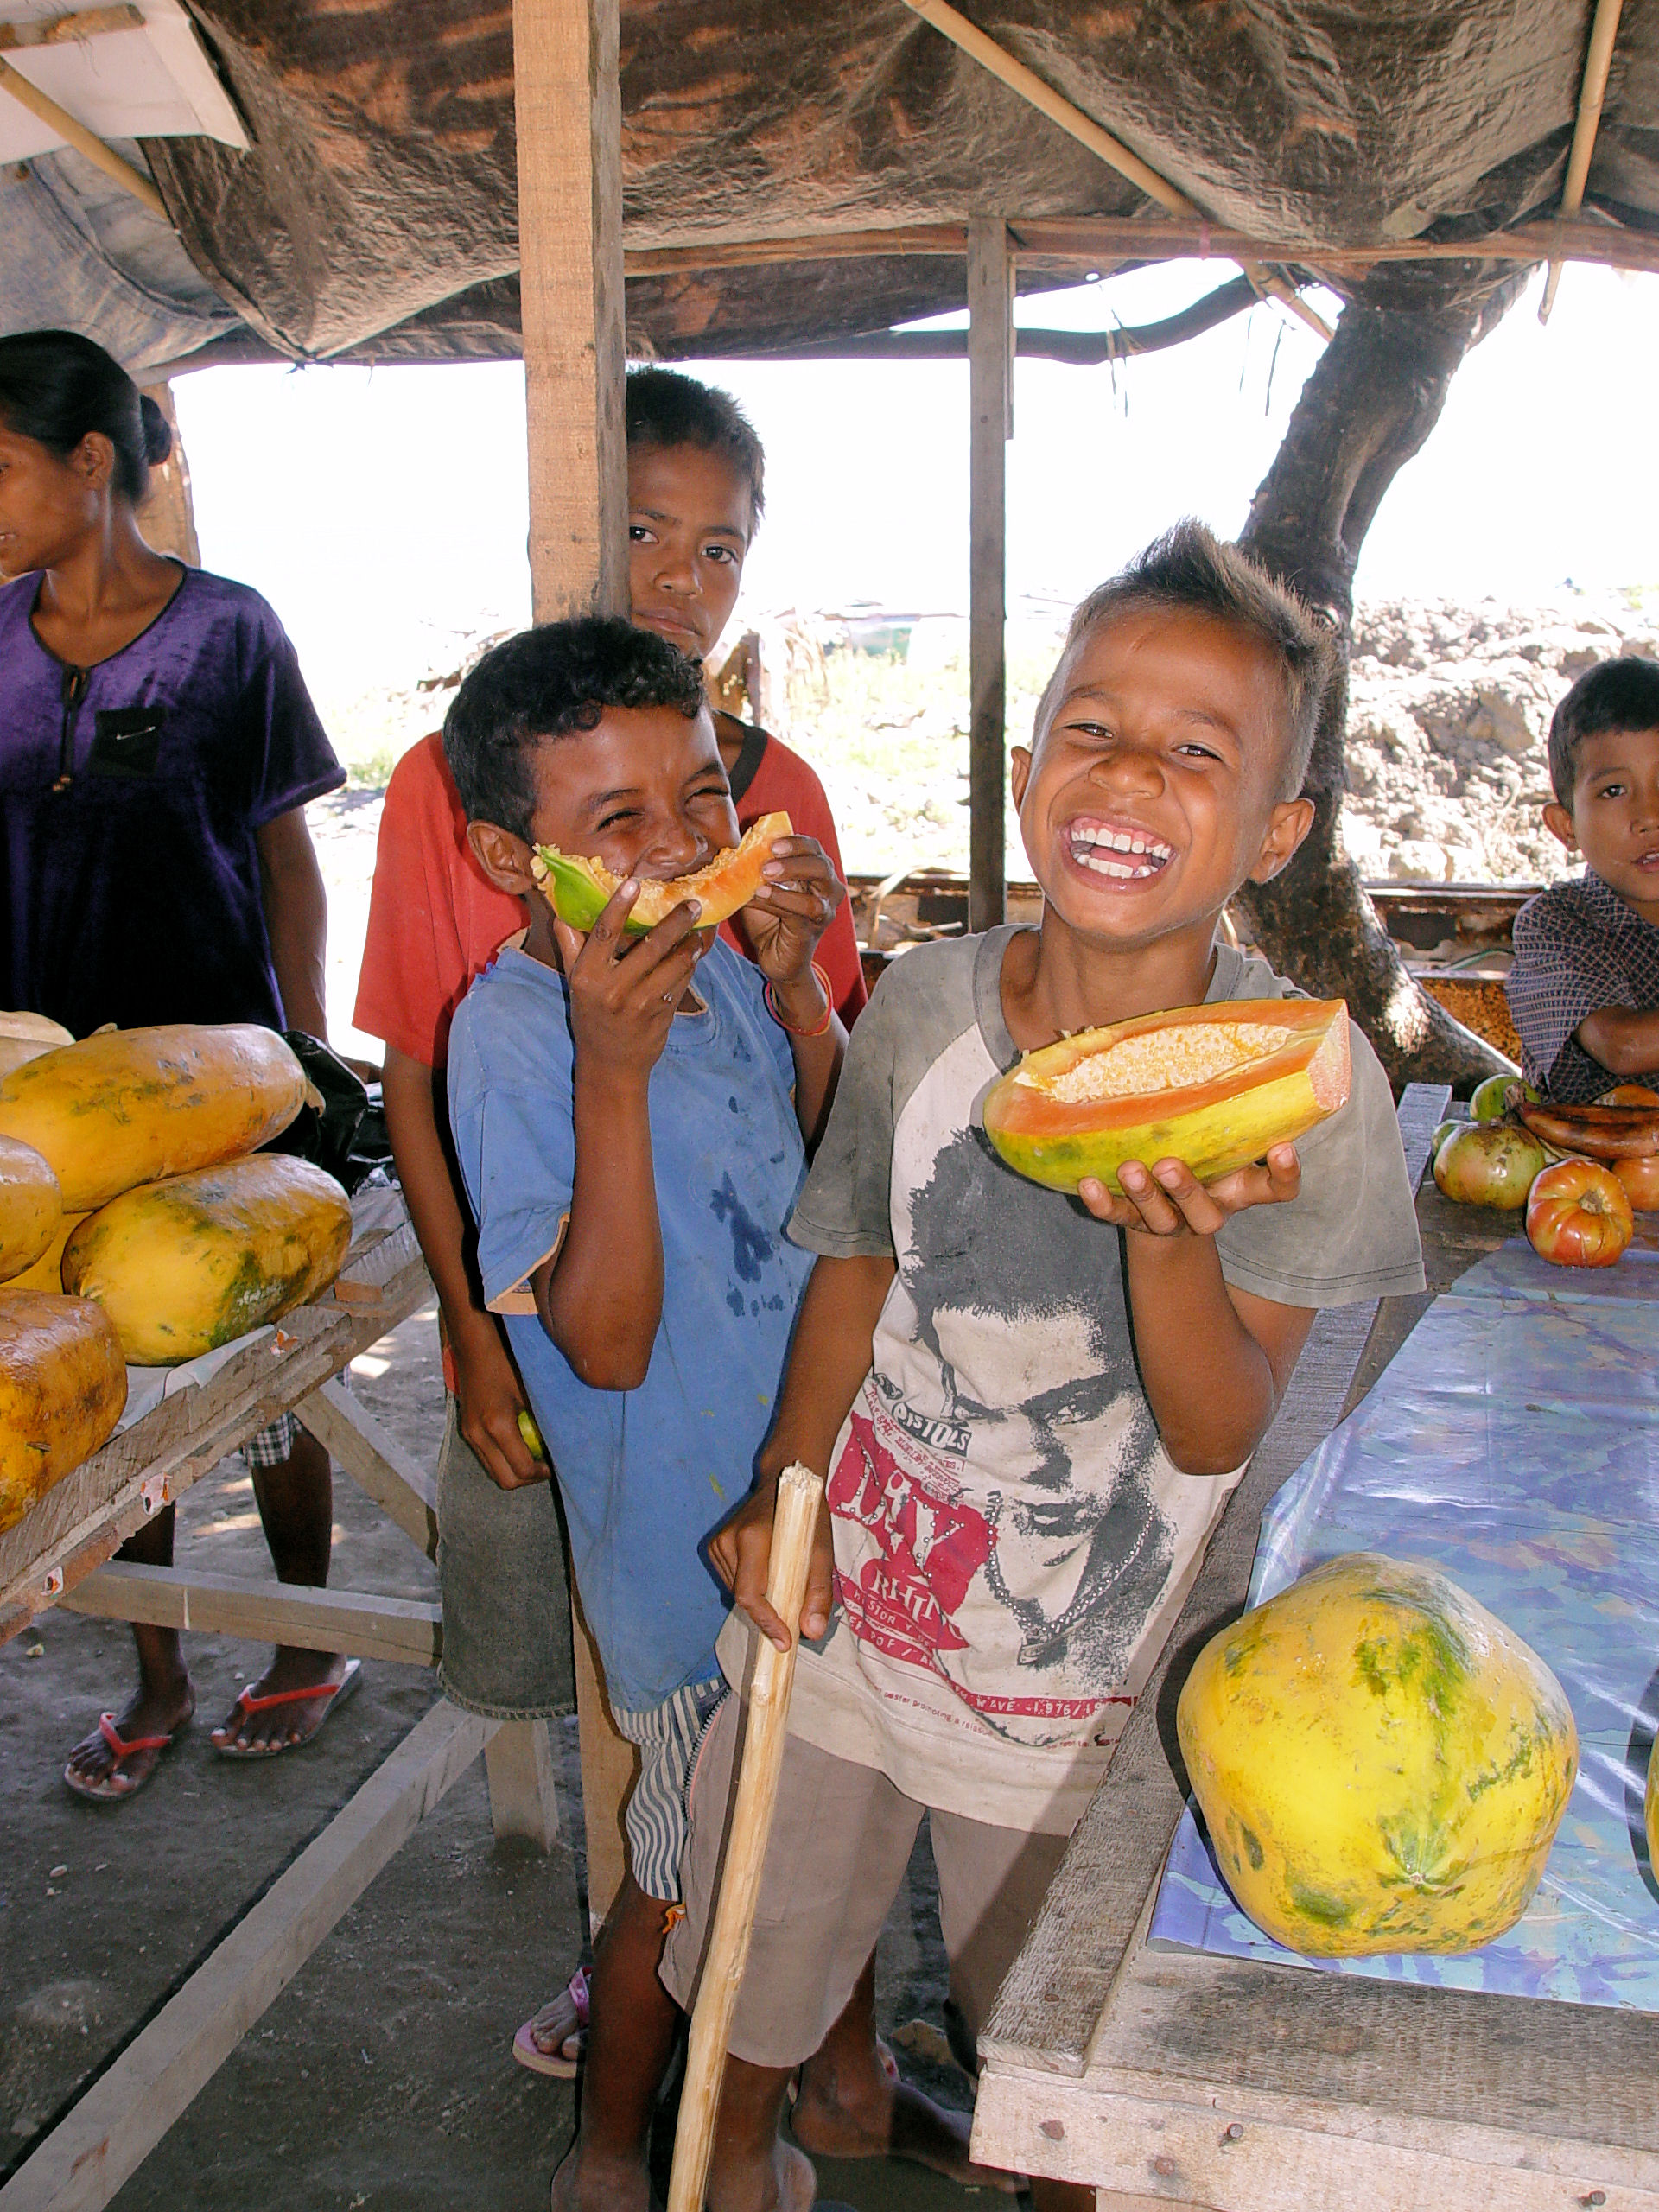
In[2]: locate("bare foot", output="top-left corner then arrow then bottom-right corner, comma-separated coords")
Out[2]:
211,1646 -> 349,1753
64,1674 -> 194,1800
550,2140 -> 654,2212
792,2048 -> 1018,2192
707,2134 -> 817,2212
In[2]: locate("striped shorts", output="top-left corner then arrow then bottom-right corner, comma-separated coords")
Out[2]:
611,1676 -> 728,1904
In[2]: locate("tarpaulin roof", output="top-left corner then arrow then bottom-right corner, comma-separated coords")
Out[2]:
3,1 -> 1656,378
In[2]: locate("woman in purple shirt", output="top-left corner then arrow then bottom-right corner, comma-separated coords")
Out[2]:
0,331 -> 354,1798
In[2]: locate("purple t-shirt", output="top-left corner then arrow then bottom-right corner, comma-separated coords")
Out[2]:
0,566 -> 343,1035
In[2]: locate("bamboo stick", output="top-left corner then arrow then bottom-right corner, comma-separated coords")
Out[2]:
0,52 -> 166,219
665,1463 -> 827,2212
896,0 -> 1332,343
1540,0 -> 1625,322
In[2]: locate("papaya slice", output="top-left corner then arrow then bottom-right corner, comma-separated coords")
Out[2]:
982,996 -> 1351,1195
531,812 -> 792,936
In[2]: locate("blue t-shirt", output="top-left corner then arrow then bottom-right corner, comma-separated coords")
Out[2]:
448,937 -> 814,1714
0,566 -> 343,1035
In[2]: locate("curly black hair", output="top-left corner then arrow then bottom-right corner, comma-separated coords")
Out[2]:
442,616 -> 709,841
1548,656 -> 1659,806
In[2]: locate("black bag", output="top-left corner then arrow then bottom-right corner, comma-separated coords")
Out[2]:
262,1033 -> 391,1194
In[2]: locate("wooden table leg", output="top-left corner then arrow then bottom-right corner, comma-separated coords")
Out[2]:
485,1716 -> 562,1851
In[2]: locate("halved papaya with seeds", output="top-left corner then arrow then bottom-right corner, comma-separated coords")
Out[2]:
982,997 -> 1351,1195
531,811 -> 793,936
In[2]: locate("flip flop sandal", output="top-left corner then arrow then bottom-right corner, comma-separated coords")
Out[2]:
512,1966 -> 589,2079
212,1658 -> 362,1759
63,1711 -> 188,1804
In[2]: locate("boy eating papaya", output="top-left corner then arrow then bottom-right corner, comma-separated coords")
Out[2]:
664,522 -> 1426,2212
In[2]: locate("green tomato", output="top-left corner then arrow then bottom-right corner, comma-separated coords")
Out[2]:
1470,1071 -> 1536,1122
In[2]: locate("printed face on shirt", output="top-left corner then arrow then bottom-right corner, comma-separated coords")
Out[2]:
1010,607 -> 1313,959
1547,725 -> 1659,925
627,442 -> 752,661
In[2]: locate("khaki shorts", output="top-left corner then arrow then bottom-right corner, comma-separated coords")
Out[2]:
660,1694 -> 1069,2069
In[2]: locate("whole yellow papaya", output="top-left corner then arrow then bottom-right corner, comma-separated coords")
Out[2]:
63,1156 -> 353,1366
3,1209 -> 86,1294
1176,1553 -> 1578,1955
0,1135 -> 62,1284
0,1292 -> 128,1533
0,1024 -> 307,1212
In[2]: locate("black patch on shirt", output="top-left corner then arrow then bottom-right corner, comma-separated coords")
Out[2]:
89,706 -> 166,779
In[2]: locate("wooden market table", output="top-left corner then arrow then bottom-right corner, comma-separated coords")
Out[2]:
0,1201 -> 562,2212
973,1084 -> 1659,2211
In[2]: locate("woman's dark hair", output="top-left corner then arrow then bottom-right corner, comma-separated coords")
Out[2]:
444,616 -> 709,841
1548,656 -> 1659,805
0,329 -> 171,505
625,366 -> 765,525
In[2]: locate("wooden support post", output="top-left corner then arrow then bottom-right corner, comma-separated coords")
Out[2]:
294,1377 -> 439,1560
512,0 -> 627,623
512,0 -> 632,1916
485,1716 -> 562,1852
58,1560 -> 442,1669
1540,0 -> 1625,322
968,215 -> 1012,935
137,384 -> 200,566
569,1586 -> 637,1929
0,1700 -> 493,2212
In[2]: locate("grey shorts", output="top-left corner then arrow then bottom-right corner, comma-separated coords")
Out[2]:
660,1695 -> 1069,2068
435,1399 -> 574,1720
613,1677 -> 728,1903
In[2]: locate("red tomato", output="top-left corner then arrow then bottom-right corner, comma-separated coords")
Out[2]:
1525,1159 -> 1636,1268
1614,1154 -> 1659,1212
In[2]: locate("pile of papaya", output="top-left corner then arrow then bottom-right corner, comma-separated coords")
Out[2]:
1430,1071 -> 1659,1268
0,1021 -> 353,1535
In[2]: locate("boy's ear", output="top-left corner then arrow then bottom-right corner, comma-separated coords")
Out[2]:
1543,801 -> 1580,854
1010,746 -> 1033,812
1246,796 -> 1316,885
467,818 -> 538,897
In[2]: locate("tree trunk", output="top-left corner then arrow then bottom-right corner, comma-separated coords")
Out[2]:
1234,273 -> 1523,1093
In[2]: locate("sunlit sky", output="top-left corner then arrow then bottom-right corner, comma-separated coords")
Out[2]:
170,258 -> 1657,708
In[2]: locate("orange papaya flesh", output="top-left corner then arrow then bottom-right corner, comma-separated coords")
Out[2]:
531,811 -> 792,935
0,1135 -> 63,1284
63,1154 -> 353,1366
0,1291 -> 127,1535
982,997 -> 1351,1196
0,1024 -> 308,1212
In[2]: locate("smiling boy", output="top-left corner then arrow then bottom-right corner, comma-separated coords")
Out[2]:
442,617 -> 844,2212
664,523 -> 1425,2212
1507,658 -> 1659,1102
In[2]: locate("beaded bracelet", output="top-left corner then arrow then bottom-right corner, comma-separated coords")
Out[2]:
765,962 -> 835,1039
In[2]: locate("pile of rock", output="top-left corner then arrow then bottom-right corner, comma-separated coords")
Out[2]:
1339,594 -> 1656,885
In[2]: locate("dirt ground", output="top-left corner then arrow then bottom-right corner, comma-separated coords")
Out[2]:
1,1300 -> 1002,2212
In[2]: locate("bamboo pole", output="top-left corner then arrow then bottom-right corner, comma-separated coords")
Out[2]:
0,52 -> 166,219
1540,0 -> 1625,323
896,0 -> 1332,343
666,1464 -> 827,2212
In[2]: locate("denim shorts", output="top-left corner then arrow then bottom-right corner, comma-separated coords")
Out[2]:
435,1399 -> 574,1720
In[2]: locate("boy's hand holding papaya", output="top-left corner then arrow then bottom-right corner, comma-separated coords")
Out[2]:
1078,1141 -> 1302,1236
552,878 -> 707,1081
736,833 -> 845,1025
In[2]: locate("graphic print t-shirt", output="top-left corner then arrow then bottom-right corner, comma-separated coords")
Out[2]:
759,927 -> 1425,1834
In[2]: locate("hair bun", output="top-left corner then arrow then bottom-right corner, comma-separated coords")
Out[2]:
138,391 -> 173,467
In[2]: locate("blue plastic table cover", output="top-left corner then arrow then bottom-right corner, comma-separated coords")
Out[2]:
1146,1236 -> 1659,2011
